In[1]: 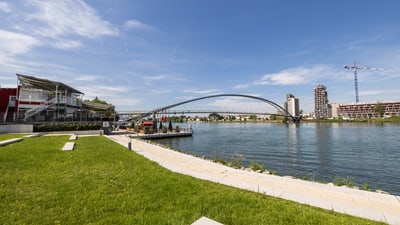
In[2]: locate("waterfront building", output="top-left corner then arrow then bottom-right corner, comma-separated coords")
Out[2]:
0,74 -> 114,122
285,93 -> 299,117
337,102 -> 400,119
314,84 -> 329,119
0,74 -> 85,122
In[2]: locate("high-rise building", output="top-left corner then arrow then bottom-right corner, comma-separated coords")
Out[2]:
285,93 -> 299,117
314,84 -> 329,119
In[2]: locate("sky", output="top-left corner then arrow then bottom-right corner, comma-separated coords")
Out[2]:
1,0 -> 400,114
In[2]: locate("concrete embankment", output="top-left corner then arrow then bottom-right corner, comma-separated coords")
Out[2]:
106,134 -> 400,225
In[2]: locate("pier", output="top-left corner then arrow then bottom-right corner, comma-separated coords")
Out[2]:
129,128 -> 193,140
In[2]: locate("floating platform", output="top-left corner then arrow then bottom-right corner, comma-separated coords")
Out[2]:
130,131 -> 193,140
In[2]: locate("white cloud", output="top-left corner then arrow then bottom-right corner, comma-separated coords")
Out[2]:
51,39 -> 82,50
123,19 -> 152,31
141,74 -> 186,86
255,65 -> 342,86
184,88 -> 221,95
143,74 -> 169,81
233,84 -> 249,89
78,84 -> 140,110
23,0 -> 118,38
73,75 -> 97,81
109,98 -> 142,110
0,2 -> 11,13
82,85 -> 128,94
0,29 -> 41,56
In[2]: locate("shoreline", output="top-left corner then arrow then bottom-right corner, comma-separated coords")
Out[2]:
106,134 -> 400,225
140,139 -> 390,194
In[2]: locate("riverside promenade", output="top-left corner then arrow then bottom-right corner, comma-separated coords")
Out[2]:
106,134 -> 400,225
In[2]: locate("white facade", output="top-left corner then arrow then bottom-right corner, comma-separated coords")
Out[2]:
285,94 -> 299,117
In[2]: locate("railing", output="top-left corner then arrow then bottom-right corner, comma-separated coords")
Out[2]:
24,97 -> 57,121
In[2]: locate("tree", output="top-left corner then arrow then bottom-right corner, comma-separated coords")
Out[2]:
209,112 -> 223,121
92,96 -> 108,104
374,103 -> 385,118
249,115 -> 257,120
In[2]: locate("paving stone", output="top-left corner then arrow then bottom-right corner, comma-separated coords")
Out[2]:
191,216 -> 223,225
0,138 -> 23,146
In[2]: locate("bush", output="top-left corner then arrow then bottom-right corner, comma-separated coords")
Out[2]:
33,123 -> 101,132
228,153 -> 244,169
361,182 -> 371,191
250,161 -> 266,172
333,176 -> 355,187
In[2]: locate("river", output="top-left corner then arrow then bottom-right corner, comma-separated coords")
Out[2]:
154,122 -> 400,195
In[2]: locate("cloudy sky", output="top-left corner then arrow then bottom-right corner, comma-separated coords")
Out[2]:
1,0 -> 400,113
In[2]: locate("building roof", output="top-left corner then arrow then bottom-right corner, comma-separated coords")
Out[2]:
17,74 -> 83,94
315,84 -> 326,89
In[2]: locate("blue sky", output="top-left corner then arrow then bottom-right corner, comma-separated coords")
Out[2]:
1,0 -> 400,113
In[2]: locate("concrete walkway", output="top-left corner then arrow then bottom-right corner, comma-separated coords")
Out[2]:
106,135 -> 400,225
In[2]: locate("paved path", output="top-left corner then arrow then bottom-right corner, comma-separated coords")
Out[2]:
106,135 -> 400,225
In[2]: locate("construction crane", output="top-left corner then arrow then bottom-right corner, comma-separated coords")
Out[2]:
343,61 -> 383,103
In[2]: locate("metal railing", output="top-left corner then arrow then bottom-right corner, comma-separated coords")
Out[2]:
24,97 -> 57,121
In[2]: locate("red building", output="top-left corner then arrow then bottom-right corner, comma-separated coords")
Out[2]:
0,88 -> 17,122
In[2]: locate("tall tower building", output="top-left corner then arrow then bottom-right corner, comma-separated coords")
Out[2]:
314,84 -> 329,119
285,93 -> 299,117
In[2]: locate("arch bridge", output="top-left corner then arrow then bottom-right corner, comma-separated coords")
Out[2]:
128,94 -> 300,122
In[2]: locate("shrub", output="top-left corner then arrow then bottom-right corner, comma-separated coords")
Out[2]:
333,176 -> 355,187
228,153 -> 244,169
269,170 -> 278,175
361,182 -> 371,191
250,161 -> 266,172
33,123 -> 101,132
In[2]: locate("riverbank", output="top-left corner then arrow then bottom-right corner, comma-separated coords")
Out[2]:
107,134 -> 400,225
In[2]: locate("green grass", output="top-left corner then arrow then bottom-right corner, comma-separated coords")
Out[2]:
0,136 -> 385,225
0,133 -> 28,141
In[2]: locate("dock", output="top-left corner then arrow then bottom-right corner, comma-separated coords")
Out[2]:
130,129 -> 193,140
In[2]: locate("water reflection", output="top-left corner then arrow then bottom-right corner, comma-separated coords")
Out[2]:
155,122 -> 400,195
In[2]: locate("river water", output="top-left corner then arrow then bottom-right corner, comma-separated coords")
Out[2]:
155,122 -> 400,195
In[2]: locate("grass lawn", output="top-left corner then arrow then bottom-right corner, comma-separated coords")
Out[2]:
0,135 -> 385,225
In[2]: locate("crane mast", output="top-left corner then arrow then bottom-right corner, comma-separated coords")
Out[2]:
343,61 -> 383,103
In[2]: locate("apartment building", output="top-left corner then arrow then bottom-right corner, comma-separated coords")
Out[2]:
314,84 -> 329,119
